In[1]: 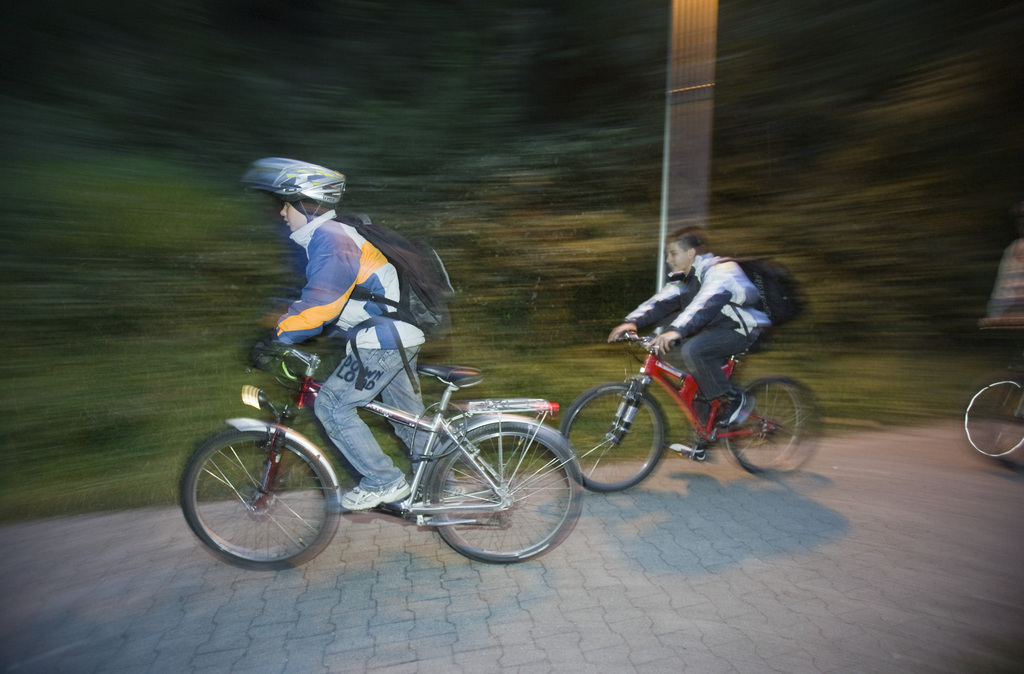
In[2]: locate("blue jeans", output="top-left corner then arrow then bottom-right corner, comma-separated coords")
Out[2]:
678,326 -> 758,400
314,347 -> 426,489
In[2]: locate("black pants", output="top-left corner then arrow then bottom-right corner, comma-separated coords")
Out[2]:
677,326 -> 757,400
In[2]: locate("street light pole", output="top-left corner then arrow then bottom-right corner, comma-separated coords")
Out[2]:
657,0 -> 719,289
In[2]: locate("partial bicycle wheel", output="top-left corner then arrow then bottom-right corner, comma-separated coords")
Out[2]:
425,419 -> 582,563
180,429 -> 340,570
964,378 -> 1024,458
559,382 -> 666,492
724,377 -> 819,474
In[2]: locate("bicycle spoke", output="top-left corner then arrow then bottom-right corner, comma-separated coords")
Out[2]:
560,383 -> 665,492
964,380 -> 1024,457
724,378 -> 818,474
200,449 -> 263,506
181,430 -> 338,570
427,420 -> 582,563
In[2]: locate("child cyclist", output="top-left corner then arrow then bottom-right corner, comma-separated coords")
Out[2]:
243,157 -> 426,510
607,226 -> 770,435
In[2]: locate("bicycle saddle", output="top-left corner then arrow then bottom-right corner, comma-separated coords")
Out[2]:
417,364 -> 484,388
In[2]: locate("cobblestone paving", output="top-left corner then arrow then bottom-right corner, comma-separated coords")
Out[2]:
2,423 -> 1023,673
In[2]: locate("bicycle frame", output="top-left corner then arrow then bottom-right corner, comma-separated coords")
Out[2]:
241,352 -> 562,522
631,343 -> 770,443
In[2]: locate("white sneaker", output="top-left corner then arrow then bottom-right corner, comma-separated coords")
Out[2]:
669,443 -> 707,461
341,480 -> 411,510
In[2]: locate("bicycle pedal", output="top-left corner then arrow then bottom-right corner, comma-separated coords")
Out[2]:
372,501 -> 408,518
669,443 -> 707,461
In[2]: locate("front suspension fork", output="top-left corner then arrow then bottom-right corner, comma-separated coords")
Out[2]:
609,375 -> 651,443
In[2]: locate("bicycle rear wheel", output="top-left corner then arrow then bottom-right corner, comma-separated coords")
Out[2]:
724,377 -> 819,474
559,382 -> 666,492
964,379 -> 1024,458
425,419 -> 582,563
180,429 -> 339,570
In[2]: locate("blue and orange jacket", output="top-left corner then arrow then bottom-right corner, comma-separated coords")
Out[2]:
275,210 -> 425,350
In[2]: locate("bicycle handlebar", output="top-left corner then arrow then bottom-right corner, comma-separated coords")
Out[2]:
616,331 -> 655,350
276,348 -> 321,380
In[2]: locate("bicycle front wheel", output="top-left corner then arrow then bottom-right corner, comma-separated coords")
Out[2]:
425,419 -> 582,563
180,429 -> 340,570
724,377 -> 819,475
964,379 -> 1024,457
559,382 -> 666,492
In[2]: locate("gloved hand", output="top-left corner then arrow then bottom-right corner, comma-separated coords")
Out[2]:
250,331 -> 286,371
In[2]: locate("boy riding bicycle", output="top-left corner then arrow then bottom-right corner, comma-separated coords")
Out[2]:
243,157 -> 427,511
608,227 -> 770,432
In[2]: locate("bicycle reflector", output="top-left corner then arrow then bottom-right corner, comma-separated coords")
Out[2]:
536,401 -> 559,417
241,385 -> 265,410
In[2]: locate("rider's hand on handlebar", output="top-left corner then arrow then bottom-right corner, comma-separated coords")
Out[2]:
250,330 -> 287,371
608,322 -> 638,343
649,330 -> 681,355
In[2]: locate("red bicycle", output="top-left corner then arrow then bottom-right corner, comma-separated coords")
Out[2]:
560,332 -> 820,492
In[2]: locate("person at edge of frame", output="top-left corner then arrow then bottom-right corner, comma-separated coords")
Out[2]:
983,200 -> 1024,328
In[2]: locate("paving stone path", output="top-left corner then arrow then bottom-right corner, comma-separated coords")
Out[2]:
2,423 -> 1023,673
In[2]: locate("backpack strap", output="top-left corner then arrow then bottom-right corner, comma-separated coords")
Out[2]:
345,315 -> 420,394
386,322 -> 420,395
349,285 -> 421,328
715,257 -> 763,345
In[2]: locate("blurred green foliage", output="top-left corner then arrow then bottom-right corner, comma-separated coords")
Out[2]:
1,0 -> 1022,520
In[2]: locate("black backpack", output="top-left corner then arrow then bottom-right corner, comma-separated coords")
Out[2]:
721,257 -> 803,327
337,211 -> 454,341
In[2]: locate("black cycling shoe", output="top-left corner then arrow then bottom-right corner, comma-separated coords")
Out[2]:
717,390 -> 754,427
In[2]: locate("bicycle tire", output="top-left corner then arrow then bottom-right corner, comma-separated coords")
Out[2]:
964,379 -> 1024,458
559,382 -> 666,492
724,377 -> 820,475
425,418 -> 582,563
180,429 -> 340,570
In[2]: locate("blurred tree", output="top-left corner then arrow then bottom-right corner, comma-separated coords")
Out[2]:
2,0 -> 1023,518
0,0 -> 1021,351
710,0 -> 1024,345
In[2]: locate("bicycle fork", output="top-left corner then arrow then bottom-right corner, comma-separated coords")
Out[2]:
608,375 -> 651,443
245,429 -> 288,515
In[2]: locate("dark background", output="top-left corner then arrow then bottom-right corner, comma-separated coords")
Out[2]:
2,0 -> 1022,518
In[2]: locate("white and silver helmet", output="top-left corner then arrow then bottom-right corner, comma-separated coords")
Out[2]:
242,157 -> 346,205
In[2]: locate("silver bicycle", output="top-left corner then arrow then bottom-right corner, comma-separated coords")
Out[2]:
180,348 -> 583,569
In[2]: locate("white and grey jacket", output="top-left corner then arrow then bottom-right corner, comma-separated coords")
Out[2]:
625,254 -> 770,338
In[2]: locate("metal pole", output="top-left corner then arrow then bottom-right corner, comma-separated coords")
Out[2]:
657,0 -> 718,290
657,12 -> 674,289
